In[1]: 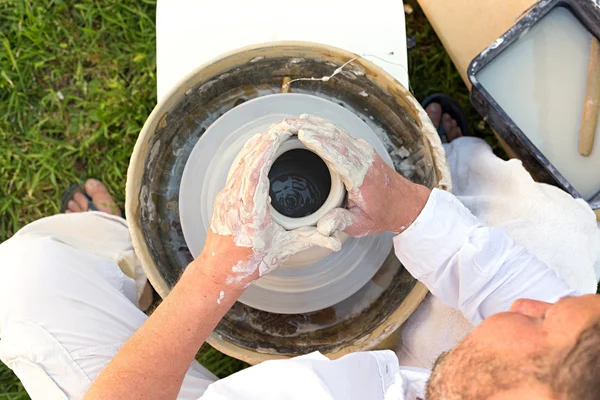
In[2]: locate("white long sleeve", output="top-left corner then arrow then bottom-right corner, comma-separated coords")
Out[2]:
198,189 -> 581,400
394,189 -> 578,326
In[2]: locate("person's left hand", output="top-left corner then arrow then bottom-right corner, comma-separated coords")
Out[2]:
204,119 -> 344,288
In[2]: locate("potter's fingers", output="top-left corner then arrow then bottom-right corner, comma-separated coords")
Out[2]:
301,128 -> 351,157
224,131 -> 275,197
227,119 -> 296,183
236,124 -> 294,208
299,127 -> 374,191
299,114 -> 329,123
242,123 -> 294,183
342,210 -> 379,238
225,133 -> 262,182
316,208 -> 354,237
294,227 -> 344,251
216,124 -> 292,229
298,116 -> 372,158
320,207 -> 376,238
278,227 -> 344,254
281,117 -> 307,134
297,114 -> 333,131
266,119 -> 297,142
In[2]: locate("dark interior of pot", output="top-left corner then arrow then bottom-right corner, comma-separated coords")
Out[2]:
138,46 -> 439,356
269,149 -> 331,218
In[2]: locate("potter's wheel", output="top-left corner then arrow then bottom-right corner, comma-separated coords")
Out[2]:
180,93 -> 394,314
129,42 -> 448,362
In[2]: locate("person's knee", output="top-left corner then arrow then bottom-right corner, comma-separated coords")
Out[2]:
0,235 -> 67,282
0,236 -> 79,322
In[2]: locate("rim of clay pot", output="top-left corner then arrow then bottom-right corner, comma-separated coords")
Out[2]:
269,138 -> 346,231
269,138 -> 348,268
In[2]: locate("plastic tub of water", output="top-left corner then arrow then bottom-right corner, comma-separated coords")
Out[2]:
468,0 -> 600,213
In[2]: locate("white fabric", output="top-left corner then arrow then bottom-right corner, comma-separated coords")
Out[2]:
201,351 -> 429,400
0,138 -> 594,399
199,188 -> 575,399
395,137 -> 600,369
11,211 -> 148,301
396,188 -> 578,326
156,0 -> 409,102
0,212 -> 217,400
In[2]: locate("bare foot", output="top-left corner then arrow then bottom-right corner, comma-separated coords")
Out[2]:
65,179 -> 153,310
65,179 -> 122,217
425,103 -> 464,142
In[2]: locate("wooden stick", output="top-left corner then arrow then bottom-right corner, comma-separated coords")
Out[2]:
280,77 -> 292,93
578,37 -> 600,156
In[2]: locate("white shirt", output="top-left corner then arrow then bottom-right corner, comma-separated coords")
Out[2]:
200,189 -> 576,399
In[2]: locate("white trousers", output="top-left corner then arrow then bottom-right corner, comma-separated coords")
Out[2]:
0,213 -> 217,400
1,137 -> 599,399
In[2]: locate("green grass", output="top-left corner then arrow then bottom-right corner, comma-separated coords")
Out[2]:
404,0 -> 499,153
0,0 -> 490,397
0,364 -> 27,400
0,0 -> 157,238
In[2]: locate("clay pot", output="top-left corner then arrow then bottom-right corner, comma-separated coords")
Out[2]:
269,138 -> 348,266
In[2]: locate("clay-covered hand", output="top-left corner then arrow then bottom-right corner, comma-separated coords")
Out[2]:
207,119 -> 343,287
297,114 -> 431,238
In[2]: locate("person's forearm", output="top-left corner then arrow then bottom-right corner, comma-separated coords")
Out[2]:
84,250 -> 245,400
393,189 -> 576,325
387,177 -> 431,233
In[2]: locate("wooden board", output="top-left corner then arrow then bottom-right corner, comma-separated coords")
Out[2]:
579,37 -> 600,156
416,0 -> 537,87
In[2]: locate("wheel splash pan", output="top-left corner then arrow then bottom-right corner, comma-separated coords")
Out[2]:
126,42 -> 451,364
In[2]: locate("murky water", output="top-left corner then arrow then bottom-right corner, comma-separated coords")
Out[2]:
477,7 -> 600,200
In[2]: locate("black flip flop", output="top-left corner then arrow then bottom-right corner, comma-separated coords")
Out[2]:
421,93 -> 469,143
60,183 -> 99,213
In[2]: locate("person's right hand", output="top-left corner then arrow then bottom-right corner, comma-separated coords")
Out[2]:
208,118 -> 343,287
297,114 -> 431,238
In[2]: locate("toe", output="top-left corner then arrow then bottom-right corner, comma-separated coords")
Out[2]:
442,113 -> 462,142
454,124 -> 464,139
73,192 -> 90,211
67,200 -> 82,213
425,103 -> 442,130
442,113 -> 452,130
84,179 -> 122,217
451,116 -> 463,139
